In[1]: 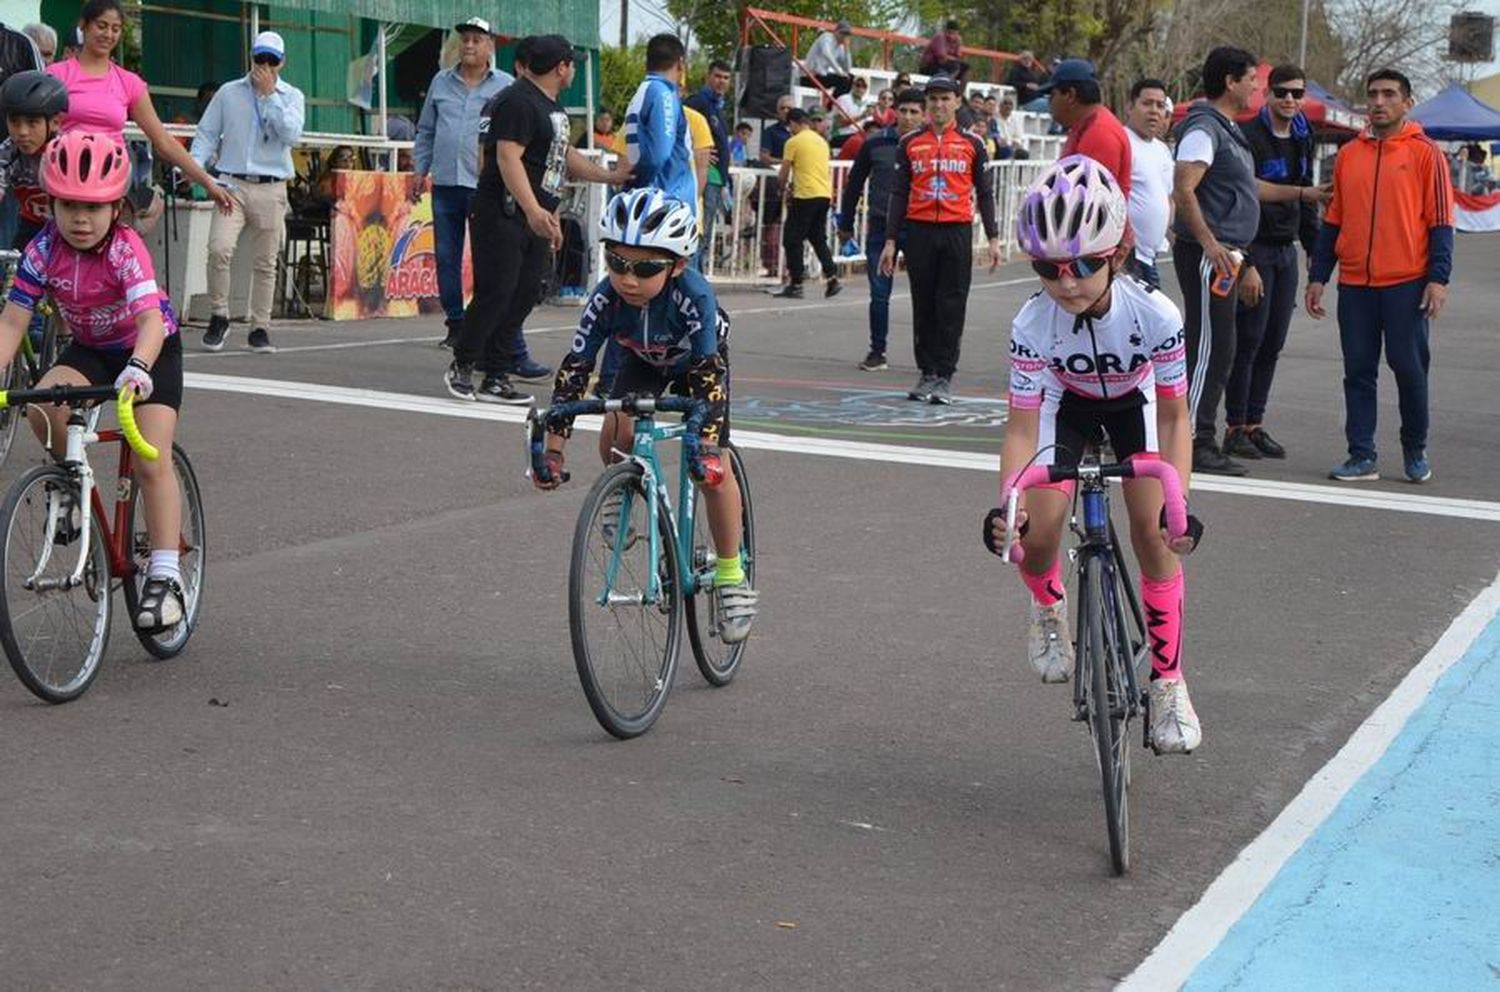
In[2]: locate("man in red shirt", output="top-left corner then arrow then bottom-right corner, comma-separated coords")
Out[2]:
1041,59 -> 1132,196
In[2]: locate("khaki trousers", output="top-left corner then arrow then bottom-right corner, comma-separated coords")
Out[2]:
207,179 -> 288,329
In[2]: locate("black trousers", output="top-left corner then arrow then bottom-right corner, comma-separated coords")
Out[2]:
1227,241 -> 1299,427
783,196 -> 836,284
815,73 -> 852,98
1173,238 -> 1240,443
903,221 -> 972,378
457,193 -> 551,376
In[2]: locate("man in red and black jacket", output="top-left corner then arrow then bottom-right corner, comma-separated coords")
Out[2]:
879,74 -> 1000,405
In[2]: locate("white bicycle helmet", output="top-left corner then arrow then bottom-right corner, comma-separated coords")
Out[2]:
1015,154 -> 1127,260
599,187 -> 700,260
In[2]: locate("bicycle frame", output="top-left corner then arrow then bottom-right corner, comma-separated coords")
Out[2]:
29,405 -> 142,592
604,414 -> 709,606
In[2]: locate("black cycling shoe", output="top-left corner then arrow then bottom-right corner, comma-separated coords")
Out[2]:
1248,427 -> 1286,459
134,575 -> 184,632
1222,429 -> 1263,460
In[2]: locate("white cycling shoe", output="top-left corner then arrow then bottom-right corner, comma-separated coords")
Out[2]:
1149,678 -> 1203,754
716,580 -> 759,644
1027,599 -> 1074,683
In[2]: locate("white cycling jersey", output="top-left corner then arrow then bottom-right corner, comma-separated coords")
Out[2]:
1008,275 -> 1188,410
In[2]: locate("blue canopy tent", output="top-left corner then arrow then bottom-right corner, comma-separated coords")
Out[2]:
1410,85 -> 1500,141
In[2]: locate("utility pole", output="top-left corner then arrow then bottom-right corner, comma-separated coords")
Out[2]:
620,0 -> 629,47
1299,0 -> 1310,67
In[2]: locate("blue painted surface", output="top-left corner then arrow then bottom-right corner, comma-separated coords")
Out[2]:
1185,615 -> 1500,992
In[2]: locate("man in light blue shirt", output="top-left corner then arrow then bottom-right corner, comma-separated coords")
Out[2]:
413,17 -> 512,347
191,30 -> 305,353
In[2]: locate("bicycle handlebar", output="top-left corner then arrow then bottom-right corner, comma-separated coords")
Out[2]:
0,385 -> 159,461
1000,454 -> 1186,565
526,395 -> 711,486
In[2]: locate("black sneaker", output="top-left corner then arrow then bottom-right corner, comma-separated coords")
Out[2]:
1248,427 -> 1286,459
445,361 -> 476,401
247,327 -> 276,353
928,377 -> 952,405
1222,429 -> 1263,460
475,375 -> 533,405
824,277 -> 843,298
858,351 -> 888,371
770,283 -> 804,299
907,374 -> 935,402
1193,441 -> 1249,477
511,358 -> 554,382
203,315 -> 229,352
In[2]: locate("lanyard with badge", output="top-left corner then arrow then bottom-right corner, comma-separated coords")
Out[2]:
249,80 -> 270,143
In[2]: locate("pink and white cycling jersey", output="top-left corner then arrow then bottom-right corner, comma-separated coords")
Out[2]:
7,221 -> 178,350
1008,275 -> 1186,410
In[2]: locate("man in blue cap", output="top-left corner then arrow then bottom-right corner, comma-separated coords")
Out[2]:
1041,58 -> 1131,198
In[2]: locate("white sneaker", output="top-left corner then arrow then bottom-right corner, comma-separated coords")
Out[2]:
716,580 -> 759,644
1149,678 -> 1203,754
1027,599 -> 1074,683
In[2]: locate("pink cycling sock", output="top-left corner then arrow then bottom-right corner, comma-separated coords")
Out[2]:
1142,570 -> 1185,682
1018,559 -> 1065,607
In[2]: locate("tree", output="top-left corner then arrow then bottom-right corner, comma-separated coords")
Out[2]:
671,0 -> 925,64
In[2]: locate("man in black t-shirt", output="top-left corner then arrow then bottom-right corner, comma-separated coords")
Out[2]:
444,35 -> 626,403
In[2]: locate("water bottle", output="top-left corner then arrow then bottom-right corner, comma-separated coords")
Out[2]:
1210,249 -> 1243,297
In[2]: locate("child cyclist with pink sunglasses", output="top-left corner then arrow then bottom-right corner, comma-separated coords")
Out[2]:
982,155 -> 1206,753
0,130 -> 186,632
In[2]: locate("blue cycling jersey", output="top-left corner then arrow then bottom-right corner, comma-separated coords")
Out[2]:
569,266 -> 729,371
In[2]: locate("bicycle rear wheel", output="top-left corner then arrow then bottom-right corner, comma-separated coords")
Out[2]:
1081,553 -> 1130,875
685,444 -> 755,686
0,465 -> 111,703
122,444 -> 206,659
569,461 -> 681,739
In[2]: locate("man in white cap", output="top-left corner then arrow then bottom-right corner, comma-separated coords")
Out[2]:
413,17 -> 512,350
191,30 -> 305,353
805,19 -> 855,97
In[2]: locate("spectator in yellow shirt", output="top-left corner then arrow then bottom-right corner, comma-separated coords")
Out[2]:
683,102 -> 714,223
772,108 -> 841,298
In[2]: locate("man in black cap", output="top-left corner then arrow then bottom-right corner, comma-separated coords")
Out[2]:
879,75 -> 999,404
445,35 -> 628,403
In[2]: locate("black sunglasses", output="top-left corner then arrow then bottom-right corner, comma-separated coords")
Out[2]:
1030,255 -> 1111,280
604,248 -> 673,279
1271,86 -> 1304,99
253,53 -> 282,67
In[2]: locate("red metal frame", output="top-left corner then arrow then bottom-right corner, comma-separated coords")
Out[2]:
740,8 -> 1019,86
85,428 -> 139,580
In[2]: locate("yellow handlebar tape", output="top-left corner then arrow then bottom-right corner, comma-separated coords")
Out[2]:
116,388 -> 159,461
0,389 -> 8,411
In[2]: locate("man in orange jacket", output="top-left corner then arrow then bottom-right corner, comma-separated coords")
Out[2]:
1306,68 -> 1453,483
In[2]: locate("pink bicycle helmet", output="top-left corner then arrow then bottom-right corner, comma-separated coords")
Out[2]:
42,131 -> 130,203
1015,154 -> 1127,260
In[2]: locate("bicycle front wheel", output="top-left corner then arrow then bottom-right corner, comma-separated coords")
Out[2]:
122,444 -> 206,659
1081,553 -> 1130,875
0,357 -> 23,469
569,461 -> 682,739
0,465 -> 111,703
685,444 -> 755,686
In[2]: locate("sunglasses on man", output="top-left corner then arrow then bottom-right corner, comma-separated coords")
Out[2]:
604,248 -> 674,279
1271,86 -> 1304,99
253,53 -> 282,67
1030,255 -> 1111,280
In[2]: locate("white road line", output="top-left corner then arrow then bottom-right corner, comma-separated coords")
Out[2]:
180,324 -> 580,359
183,372 -> 1500,523
1117,569 -> 1500,992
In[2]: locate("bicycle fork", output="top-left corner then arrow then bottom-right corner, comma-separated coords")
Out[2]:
29,420 -> 97,593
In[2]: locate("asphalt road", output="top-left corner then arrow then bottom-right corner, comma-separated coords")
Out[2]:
1,241 -> 1497,991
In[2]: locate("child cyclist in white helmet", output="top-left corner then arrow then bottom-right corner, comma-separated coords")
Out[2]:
983,155 -> 1206,753
534,187 -> 757,643
0,130 -> 186,632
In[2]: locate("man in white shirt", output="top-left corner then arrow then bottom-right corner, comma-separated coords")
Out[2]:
994,97 -> 1030,159
806,19 -> 854,98
1124,77 -> 1173,289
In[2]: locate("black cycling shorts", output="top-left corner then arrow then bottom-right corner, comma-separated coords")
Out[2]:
608,346 -> 731,445
1036,388 -> 1154,469
56,333 -> 184,411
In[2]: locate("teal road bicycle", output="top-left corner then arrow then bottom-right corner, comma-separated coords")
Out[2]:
0,248 -> 67,469
527,395 -> 755,739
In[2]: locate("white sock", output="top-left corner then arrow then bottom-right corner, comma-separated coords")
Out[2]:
148,550 -> 182,584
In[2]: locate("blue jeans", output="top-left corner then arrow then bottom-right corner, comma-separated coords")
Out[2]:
696,183 -> 723,272
1336,279 -> 1430,460
865,223 -> 894,354
1129,254 -> 1160,290
430,185 -> 474,325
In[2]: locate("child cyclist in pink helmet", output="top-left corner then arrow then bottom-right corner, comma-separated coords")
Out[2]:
983,155 -> 1206,753
0,130 -> 186,632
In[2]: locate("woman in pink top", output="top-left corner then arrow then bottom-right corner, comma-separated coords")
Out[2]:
48,0 -> 230,212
